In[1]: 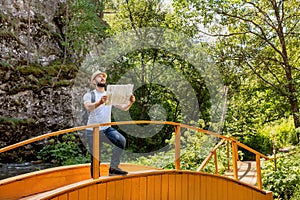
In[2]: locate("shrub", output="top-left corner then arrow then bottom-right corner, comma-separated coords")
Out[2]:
290,184 -> 300,200
38,133 -> 89,166
240,133 -> 273,160
262,148 -> 300,200
260,116 -> 297,149
133,129 -> 228,174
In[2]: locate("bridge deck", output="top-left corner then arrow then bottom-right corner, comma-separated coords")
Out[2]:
0,164 -> 273,200
0,163 -> 159,200
0,122 -> 274,200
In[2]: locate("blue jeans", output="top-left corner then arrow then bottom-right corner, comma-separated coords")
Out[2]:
86,127 -> 126,176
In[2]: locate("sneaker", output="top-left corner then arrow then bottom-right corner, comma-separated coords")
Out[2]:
109,167 -> 128,176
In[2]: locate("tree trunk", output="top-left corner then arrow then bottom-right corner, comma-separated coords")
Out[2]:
274,0 -> 300,142
287,86 -> 300,143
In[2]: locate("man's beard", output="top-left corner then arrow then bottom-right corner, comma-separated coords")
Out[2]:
96,81 -> 106,88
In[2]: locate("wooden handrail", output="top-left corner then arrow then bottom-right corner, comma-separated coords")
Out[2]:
0,120 -> 228,154
236,141 -> 269,160
0,120 -> 271,191
197,137 -> 268,190
267,150 -> 299,160
0,120 -> 267,157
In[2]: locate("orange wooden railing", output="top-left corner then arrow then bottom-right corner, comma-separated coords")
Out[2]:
0,120 -> 270,190
196,136 -> 271,190
196,138 -> 226,174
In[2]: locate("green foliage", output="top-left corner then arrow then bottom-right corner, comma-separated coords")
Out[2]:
259,116 -> 298,149
0,117 -> 35,125
224,79 -> 279,159
5,64 -> 77,95
191,0 -> 300,140
134,127 -> 228,174
108,0 -> 166,31
102,0 -> 213,154
64,0 -> 108,59
291,184 -> 300,200
16,65 -> 44,77
239,133 -> 272,160
38,133 -> 89,166
262,149 -> 300,200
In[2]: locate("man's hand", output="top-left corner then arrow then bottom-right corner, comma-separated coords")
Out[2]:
114,94 -> 135,111
130,95 -> 135,103
99,95 -> 107,105
85,95 -> 107,111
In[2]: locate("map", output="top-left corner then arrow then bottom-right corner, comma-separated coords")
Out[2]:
106,84 -> 134,105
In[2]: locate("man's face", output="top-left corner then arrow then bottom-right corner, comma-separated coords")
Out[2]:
94,74 -> 106,84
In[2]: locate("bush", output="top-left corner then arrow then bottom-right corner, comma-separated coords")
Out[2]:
260,116 -> 297,149
38,133 -> 89,166
240,133 -> 273,160
133,129 -> 228,174
291,184 -> 300,200
262,148 -> 300,200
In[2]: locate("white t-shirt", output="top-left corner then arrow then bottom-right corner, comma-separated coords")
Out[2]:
83,90 -> 112,130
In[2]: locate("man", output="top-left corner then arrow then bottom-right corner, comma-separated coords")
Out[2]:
83,70 -> 135,176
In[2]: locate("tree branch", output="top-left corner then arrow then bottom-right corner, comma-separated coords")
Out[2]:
244,59 -> 287,97
246,1 -> 277,31
213,8 -> 284,58
125,0 -> 139,36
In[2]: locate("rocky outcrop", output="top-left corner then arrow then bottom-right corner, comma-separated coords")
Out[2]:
0,0 -> 71,162
0,0 -> 65,66
0,0 -> 107,162
0,64 -> 80,162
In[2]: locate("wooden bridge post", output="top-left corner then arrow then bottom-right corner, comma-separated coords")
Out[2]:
227,140 -> 230,171
232,141 -> 238,180
92,126 -> 100,179
256,154 -> 262,190
175,124 -> 181,170
213,151 -> 218,174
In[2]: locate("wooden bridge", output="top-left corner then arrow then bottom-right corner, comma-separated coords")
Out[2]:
0,121 -> 273,200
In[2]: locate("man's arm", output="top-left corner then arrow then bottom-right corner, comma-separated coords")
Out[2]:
85,95 -> 107,111
115,95 -> 135,111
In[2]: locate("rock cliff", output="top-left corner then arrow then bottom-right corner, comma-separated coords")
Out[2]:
0,0 -> 101,162
0,0 -> 65,66
0,63 -> 79,162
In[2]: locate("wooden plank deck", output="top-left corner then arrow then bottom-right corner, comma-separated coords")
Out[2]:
0,163 -> 159,200
19,170 -> 273,200
224,161 -> 258,186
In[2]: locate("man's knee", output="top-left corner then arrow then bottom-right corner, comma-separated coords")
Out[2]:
117,133 -> 126,149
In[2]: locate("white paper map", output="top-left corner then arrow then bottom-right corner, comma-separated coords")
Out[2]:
106,84 -> 134,106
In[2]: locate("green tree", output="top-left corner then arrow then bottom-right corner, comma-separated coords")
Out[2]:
223,76 -> 279,158
63,0 -> 108,62
99,0 -> 214,153
190,0 -> 300,142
